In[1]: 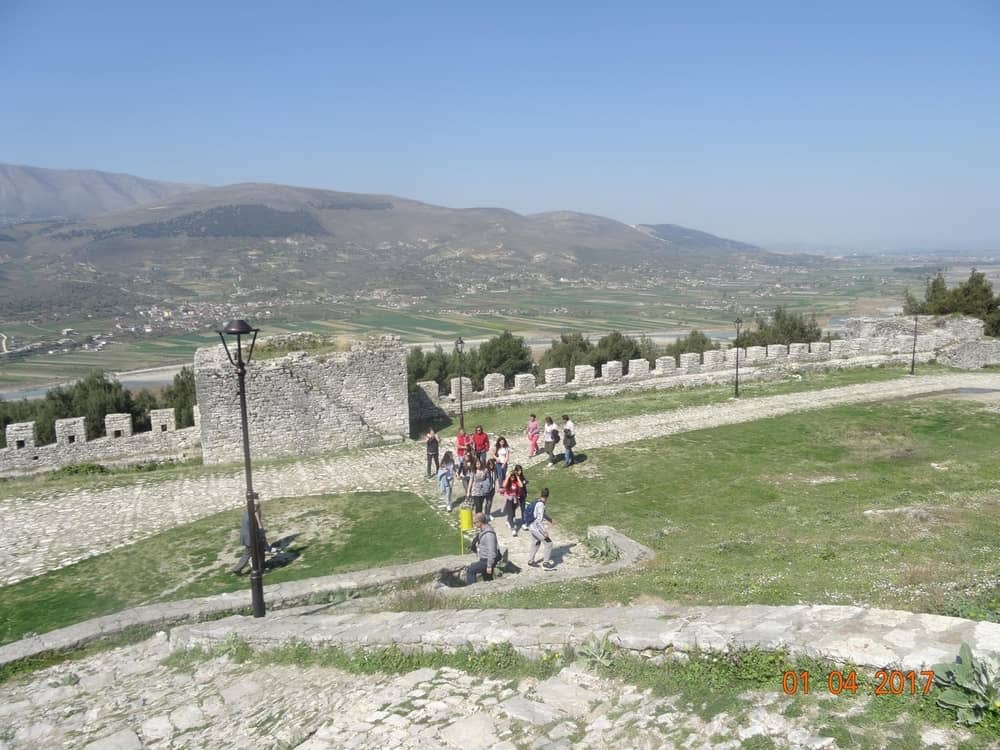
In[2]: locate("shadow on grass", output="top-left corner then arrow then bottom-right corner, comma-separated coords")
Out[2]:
264,545 -> 306,571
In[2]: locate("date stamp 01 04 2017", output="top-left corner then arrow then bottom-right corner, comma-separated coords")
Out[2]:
782,669 -> 935,697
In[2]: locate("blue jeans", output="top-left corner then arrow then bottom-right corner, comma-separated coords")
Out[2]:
564,445 -> 574,466
466,558 -> 493,584
438,477 -> 452,508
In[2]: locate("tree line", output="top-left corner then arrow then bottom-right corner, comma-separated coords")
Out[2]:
408,306 -> 827,394
904,269 -> 1000,336
0,368 -> 196,449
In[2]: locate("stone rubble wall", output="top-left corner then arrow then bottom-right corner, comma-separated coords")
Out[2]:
0,412 -> 200,478
411,315 -> 989,420
5,315 -> 996,477
195,336 -> 409,465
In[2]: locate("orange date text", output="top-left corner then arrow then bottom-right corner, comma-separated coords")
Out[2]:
781,670 -> 934,696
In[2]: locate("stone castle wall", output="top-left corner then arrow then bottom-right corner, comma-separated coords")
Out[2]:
3,315 -> 996,477
410,315 -> 991,421
0,408 -> 201,478
194,336 -> 409,465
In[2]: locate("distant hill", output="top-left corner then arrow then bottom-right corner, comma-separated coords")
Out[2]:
0,167 -> 793,320
11,180 -> 765,266
0,164 -> 202,224
636,223 -> 760,253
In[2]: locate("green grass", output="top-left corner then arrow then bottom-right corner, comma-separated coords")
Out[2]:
166,636 -> 560,681
0,491 -> 454,646
1,363 -> 936,501
428,363 -> 951,441
472,396 -> 1000,621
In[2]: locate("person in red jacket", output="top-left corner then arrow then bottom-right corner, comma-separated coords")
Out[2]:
455,427 -> 471,465
472,425 -> 490,464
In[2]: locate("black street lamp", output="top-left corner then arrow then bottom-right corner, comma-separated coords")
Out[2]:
455,336 -> 465,431
734,318 -> 743,398
217,319 -> 265,618
910,314 -> 918,376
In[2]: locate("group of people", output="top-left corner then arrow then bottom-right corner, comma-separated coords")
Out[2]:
466,485 -> 555,583
425,414 -> 577,518
527,413 -> 577,468
424,417 -> 570,584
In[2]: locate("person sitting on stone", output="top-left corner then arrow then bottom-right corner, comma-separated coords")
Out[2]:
466,512 -> 499,584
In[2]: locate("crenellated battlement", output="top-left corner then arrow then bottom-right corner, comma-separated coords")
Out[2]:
410,315 -> 989,420
0,407 -> 201,478
2,315 -> 996,477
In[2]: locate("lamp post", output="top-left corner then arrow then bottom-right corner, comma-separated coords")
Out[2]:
734,318 -> 743,398
910,314 -> 918,376
217,319 -> 265,618
455,336 -> 465,431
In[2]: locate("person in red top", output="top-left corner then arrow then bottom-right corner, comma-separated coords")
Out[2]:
455,428 -> 471,465
472,425 -> 490,464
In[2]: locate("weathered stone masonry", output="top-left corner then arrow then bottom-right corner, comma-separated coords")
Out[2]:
3,316 -> 998,477
411,315 -> 996,420
194,336 -> 409,465
0,409 -> 201,478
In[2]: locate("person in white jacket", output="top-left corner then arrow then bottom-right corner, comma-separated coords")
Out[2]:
527,488 -> 555,569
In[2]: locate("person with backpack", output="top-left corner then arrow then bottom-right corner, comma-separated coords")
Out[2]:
525,487 -> 555,569
437,450 -> 456,511
542,416 -> 560,467
466,512 -> 500,584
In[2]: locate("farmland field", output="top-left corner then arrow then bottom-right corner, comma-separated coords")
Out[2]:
0,255 -> 939,393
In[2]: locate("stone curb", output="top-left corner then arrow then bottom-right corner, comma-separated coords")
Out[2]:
0,526 -> 651,670
168,603 -> 1000,673
436,526 -> 654,599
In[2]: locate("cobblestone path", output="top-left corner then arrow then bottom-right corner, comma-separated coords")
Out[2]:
4,372 -> 999,587
0,630 -> 985,750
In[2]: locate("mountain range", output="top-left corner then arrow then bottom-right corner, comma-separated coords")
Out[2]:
0,164 -> 201,225
0,163 -> 794,320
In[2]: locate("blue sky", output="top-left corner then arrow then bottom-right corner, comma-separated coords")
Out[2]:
2,0 -> 998,249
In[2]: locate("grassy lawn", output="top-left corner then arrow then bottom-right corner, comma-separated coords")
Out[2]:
475,396 -> 1000,621
0,491 -> 454,646
2,363 -> 945,503
428,363 -> 952,442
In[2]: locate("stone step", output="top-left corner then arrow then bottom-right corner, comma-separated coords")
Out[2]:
170,602 -> 1000,672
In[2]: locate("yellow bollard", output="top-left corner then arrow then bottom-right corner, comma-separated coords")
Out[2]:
459,507 -> 474,531
458,506 -> 474,554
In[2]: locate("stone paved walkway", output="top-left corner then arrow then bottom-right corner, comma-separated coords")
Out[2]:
5,372 -> 1000,587
173,603 -> 1000,673
1,603 -> 997,749
0,635 -> 857,750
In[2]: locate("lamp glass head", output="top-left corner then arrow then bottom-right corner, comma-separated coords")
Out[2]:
221,319 -> 254,336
